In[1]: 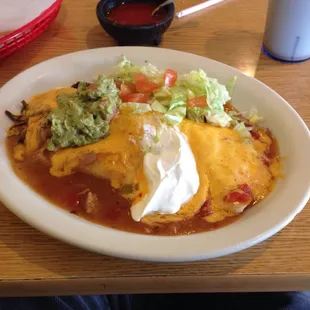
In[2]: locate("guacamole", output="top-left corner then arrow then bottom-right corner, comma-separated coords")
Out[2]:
47,75 -> 121,151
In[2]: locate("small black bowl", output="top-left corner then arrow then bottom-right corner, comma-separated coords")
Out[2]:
96,0 -> 175,46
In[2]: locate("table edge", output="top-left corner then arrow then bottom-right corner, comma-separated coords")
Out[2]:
0,274 -> 309,296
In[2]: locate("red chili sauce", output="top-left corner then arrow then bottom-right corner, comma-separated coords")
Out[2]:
107,2 -> 166,25
6,136 -> 238,237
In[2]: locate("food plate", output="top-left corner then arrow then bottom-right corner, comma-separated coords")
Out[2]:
0,47 -> 309,262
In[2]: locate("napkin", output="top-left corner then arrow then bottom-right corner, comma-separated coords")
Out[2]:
0,0 -> 56,34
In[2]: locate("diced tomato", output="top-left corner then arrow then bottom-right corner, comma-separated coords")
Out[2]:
250,130 -> 260,140
239,183 -> 252,195
126,82 -> 136,92
116,80 -> 136,90
163,69 -> 178,87
122,93 -> 150,103
119,84 -> 134,99
197,200 -> 213,217
134,73 -> 147,83
187,95 -> 208,108
225,191 -> 251,203
134,73 -> 160,94
224,184 -> 253,203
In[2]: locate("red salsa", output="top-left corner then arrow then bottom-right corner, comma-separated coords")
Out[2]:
107,2 -> 166,25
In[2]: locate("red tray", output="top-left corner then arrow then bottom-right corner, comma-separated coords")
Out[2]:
0,0 -> 63,59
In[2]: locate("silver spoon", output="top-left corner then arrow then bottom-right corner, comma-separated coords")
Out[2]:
152,0 -> 175,16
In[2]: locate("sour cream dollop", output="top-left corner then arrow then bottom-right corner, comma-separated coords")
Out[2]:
130,125 -> 200,221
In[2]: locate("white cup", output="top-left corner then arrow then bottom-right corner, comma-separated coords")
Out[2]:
263,0 -> 310,62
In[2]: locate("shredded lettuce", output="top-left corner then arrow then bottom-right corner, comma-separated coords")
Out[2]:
151,100 -> 168,113
187,89 -> 195,100
140,62 -> 163,84
173,69 -> 233,127
233,122 -> 251,138
226,76 -> 237,97
177,69 -> 231,111
187,107 -> 232,127
150,86 -> 187,125
112,56 -> 163,84
111,56 -> 140,83
186,107 -> 208,123
153,86 -> 171,103
205,110 -> 232,127
164,105 -> 186,126
163,87 -> 187,125
121,102 -> 152,114
178,70 -> 208,97
244,107 -> 263,124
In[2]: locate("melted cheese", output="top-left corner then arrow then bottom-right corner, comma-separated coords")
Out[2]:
179,119 -> 277,223
26,88 -> 75,116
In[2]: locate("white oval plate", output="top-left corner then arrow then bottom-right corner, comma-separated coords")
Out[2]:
0,47 -> 309,262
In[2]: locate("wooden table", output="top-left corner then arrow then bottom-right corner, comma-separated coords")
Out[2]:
0,0 -> 310,296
